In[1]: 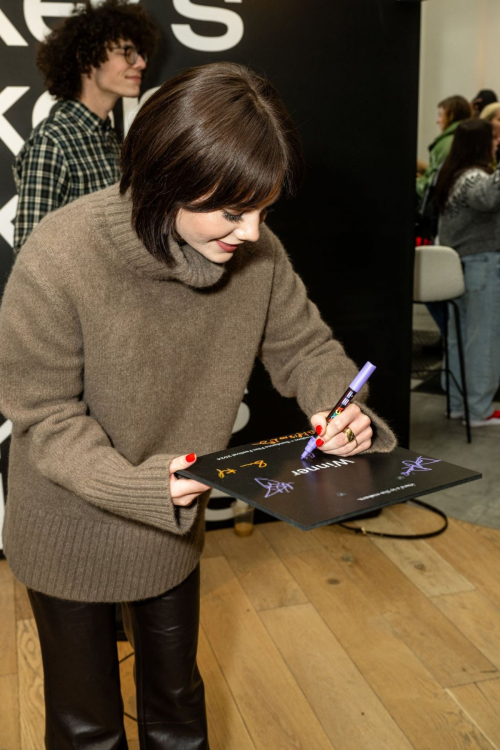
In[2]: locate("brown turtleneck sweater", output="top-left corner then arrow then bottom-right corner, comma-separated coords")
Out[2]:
0,184 -> 396,602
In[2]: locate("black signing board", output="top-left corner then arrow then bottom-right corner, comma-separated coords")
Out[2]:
178,434 -> 482,530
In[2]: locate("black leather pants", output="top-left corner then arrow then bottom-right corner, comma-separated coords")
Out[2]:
28,566 -> 209,750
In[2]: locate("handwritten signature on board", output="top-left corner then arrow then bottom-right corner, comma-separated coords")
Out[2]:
217,468 -> 237,479
401,455 -> 442,477
252,430 -> 315,446
254,478 -> 295,498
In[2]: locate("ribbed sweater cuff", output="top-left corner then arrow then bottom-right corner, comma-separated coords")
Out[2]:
81,452 -> 198,535
359,405 -> 397,453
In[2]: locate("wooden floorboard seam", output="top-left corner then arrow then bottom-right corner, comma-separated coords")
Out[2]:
256,607 -> 337,747
258,602 -> 416,750
273,549 -> 420,748
332,514 -> 500,687
299,526 -> 496,691
198,622 -> 257,750
446,687 -> 500,750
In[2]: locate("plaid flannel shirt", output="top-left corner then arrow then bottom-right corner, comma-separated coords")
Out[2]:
13,99 -> 120,252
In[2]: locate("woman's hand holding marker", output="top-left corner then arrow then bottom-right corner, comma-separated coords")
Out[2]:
311,403 -> 373,456
169,454 -> 210,506
301,361 -> 376,460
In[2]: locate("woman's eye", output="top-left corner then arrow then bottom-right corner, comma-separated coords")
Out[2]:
222,210 -> 244,223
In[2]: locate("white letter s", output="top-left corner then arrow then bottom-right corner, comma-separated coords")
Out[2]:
171,0 -> 243,52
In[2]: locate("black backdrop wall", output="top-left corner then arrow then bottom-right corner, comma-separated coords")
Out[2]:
0,0 -> 420,540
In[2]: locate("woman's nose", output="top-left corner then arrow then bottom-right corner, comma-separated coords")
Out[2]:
134,55 -> 147,70
235,212 -> 261,242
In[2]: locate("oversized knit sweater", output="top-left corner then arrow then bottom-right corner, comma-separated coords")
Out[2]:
0,184 -> 396,602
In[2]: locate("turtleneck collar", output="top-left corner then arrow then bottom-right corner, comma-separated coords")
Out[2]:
102,183 -> 226,288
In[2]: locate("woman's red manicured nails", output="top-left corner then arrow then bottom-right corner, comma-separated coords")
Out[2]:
316,438 -> 324,447
186,453 -> 196,463
315,424 -> 323,435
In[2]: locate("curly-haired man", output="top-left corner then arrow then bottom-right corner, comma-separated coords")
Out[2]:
13,0 -> 159,253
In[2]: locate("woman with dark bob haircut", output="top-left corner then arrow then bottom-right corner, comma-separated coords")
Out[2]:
0,62 -> 395,748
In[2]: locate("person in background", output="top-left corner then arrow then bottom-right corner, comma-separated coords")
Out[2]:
471,89 -> 498,118
416,95 -> 472,200
435,119 -> 500,427
416,96 -> 472,336
12,0 -> 158,253
480,102 -> 500,162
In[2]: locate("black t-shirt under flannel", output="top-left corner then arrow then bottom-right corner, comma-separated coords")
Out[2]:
13,99 -> 120,252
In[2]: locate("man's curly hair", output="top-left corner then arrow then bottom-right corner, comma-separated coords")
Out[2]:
37,0 -> 159,101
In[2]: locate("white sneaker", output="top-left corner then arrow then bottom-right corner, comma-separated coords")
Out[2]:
448,411 -> 464,419
465,410 -> 500,427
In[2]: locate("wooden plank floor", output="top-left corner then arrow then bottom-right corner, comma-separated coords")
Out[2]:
2,502 -> 500,749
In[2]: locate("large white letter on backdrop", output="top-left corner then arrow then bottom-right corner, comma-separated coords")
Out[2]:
23,0 -> 139,42
24,0 -> 79,41
171,0 -> 243,52
32,90 -> 57,128
0,87 -> 30,156
0,196 -> 18,247
0,8 -> 28,46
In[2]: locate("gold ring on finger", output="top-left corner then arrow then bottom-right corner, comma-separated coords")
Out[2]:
343,426 -> 356,443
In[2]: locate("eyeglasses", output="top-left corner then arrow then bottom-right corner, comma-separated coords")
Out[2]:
109,45 -> 147,66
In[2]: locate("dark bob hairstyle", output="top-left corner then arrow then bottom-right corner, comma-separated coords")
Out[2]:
37,0 -> 159,101
120,62 -> 305,265
435,119 -> 494,213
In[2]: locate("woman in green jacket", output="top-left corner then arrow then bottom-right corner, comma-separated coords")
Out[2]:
417,95 -> 471,198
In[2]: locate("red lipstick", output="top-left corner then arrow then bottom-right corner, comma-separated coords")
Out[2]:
216,240 -> 239,252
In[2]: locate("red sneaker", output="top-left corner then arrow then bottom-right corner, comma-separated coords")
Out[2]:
467,410 -> 500,427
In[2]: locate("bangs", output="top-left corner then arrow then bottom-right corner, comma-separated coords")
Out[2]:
181,111 -> 300,213
195,156 -> 284,213
206,171 -> 283,213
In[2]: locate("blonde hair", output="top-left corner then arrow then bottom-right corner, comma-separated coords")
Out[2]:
480,102 -> 500,122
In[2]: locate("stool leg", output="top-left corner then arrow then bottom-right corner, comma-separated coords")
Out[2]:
443,302 -> 450,418
451,300 -> 471,443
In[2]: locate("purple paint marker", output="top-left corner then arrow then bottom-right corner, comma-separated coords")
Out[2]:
301,361 -> 376,460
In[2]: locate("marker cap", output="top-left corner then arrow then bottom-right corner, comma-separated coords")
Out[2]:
349,361 -> 376,393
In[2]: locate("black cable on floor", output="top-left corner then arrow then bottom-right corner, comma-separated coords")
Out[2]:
337,499 -> 448,539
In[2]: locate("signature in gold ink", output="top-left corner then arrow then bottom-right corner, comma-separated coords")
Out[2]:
240,460 -> 268,469
252,429 -> 315,446
217,468 -> 237,479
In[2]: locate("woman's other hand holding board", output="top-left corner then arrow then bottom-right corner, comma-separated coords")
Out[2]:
170,454 -> 211,506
